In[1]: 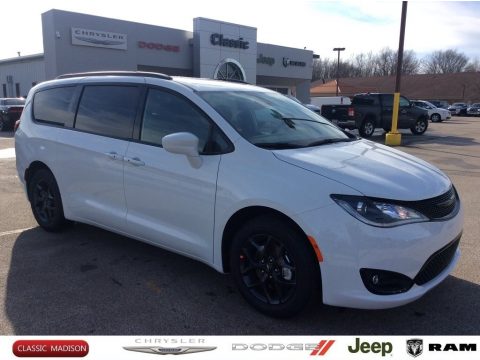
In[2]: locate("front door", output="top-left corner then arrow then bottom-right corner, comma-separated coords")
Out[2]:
123,87 -> 225,262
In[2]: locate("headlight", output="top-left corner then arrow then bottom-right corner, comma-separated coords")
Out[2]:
331,194 -> 428,227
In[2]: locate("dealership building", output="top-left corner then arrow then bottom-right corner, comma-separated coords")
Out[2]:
0,9 -> 314,101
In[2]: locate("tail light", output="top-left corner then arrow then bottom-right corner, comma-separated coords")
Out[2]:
347,107 -> 355,117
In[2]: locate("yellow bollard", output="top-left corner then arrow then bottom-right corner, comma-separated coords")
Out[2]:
385,92 -> 402,146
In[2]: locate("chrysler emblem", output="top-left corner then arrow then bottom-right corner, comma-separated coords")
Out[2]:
123,346 -> 217,355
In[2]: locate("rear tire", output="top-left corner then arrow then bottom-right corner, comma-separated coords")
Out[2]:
230,215 -> 320,318
410,117 -> 428,135
359,118 -> 375,138
28,169 -> 69,232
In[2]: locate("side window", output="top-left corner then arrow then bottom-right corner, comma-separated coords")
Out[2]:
33,86 -> 76,125
141,88 -> 229,154
381,94 -> 394,107
399,97 -> 410,107
75,85 -> 140,139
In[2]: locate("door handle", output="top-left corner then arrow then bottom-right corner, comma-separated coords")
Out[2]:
125,156 -> 145,167
105,151 -> 121,160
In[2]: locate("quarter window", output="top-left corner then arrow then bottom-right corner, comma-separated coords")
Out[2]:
33,86 -> 76,125
75,85 -> 140,139
141,88 -> 227,153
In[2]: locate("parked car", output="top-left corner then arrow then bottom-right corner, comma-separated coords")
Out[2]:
466,103 -> 480,117
429,100 -> 450,109
448,103 -> 468,116
321,93 -> 429,138
285,95 -> 321,114
16,71 -> 463,317
411,100 -> 451,122
0,98 -> 25,131
310,96 -> 351,111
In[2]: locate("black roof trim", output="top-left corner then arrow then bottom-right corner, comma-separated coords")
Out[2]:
56,71 -> 172,80
215,78 -> 250,85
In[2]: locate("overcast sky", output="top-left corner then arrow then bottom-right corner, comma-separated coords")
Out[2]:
2,0 -> 480,62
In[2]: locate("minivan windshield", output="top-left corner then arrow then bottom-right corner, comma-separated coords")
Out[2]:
198,90 -> 352,149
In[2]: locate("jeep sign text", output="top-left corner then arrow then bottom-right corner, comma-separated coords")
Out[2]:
348,338 -> 392,357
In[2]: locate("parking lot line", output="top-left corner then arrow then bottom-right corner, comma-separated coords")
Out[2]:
0,148 -> 15,159
0,227 -> 35,237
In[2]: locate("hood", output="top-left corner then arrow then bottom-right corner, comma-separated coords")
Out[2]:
273,139 -> 451,201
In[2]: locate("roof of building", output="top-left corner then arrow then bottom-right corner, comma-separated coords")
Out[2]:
311,72 -> 480,103
0,53 -> 44,65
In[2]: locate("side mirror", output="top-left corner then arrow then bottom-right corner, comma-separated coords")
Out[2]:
162,132 -> 202,168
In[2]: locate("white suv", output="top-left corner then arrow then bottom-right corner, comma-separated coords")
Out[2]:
16,72 -> 463,317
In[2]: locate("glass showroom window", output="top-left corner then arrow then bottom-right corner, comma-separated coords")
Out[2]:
214,59 -> 246,81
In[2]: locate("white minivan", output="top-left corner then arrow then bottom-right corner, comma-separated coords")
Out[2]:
16,72 -> 463,317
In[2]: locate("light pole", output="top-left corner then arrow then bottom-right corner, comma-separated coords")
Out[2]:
333,47 -> 345,96
385,1 -> 408,146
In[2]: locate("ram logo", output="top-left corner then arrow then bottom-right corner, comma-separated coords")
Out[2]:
406,339 -> 423,357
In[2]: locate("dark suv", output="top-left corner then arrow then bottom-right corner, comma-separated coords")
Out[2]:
0,98 -> 25,131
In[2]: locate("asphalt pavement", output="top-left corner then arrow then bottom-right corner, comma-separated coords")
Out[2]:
0,117 -> 479,335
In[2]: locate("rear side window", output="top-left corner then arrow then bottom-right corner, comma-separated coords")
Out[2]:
75,85 -> 140,139
352,95 -> 376,105
33,86 -> 75,125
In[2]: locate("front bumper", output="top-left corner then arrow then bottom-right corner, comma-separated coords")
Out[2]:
297,201 -> 463,309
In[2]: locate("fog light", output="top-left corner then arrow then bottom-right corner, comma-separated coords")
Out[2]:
360,268 -> 413,295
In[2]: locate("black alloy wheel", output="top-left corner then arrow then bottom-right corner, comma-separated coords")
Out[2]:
239,234 -> 297,305
230,215 -> 320,317
28,169 -> 69,232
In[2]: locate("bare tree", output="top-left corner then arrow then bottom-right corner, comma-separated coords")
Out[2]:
401,50 -> 421,75
464,57 -> 480,72
352,52 -> 377,77
373,48 -> 397,76
422,49 -> 468,74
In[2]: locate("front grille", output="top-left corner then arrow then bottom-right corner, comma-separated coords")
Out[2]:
402,187 -> 458,220
414,235 -> 461,285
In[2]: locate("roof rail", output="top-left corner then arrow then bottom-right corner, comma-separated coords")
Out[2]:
216,78 -> 250,85
56,71 -> 172,80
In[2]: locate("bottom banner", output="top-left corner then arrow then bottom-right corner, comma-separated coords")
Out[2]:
1,335 -> 478,359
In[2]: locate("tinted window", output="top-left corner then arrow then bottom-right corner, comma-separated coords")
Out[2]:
5,99 -> 25,106
141,88 -> 223,153
399,97 -> 410,107
33,87 -> 75,125
381,94 -> 394,107
352,95 -> 376,105
75,85 -> 139,139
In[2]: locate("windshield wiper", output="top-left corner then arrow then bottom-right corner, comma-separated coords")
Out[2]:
306,138 -> 355,147
253,142 -> 304,149
281,117 -> 326,123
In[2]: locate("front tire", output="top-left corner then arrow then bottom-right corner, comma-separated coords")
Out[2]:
359,118 -> 375,138
230,215 -> 320,317
430,113 -> 441,122
28,169 -> 69,232
411,117 -> 428,135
